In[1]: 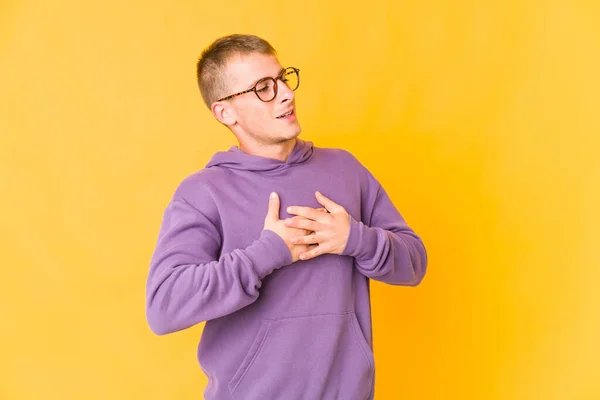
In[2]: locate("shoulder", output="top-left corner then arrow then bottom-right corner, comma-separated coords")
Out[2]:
313,145 -> 371,179
313,145 -> 365,168
167,167 -> 225,217
173,168 -> 218,196
314,145 -> 382,193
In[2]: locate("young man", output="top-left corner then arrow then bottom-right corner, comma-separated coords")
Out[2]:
146,34 -> 427,400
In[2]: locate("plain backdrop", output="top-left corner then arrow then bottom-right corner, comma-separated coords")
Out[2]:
1,0 -> 599,399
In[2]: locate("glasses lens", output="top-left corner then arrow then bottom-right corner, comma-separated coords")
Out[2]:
281,68 -> 299,91
255,78 -> 276,101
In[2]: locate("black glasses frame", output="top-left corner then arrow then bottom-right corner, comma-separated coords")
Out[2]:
216,67 -> 300,102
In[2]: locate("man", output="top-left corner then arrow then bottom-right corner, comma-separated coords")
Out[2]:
146,34 -> 427,400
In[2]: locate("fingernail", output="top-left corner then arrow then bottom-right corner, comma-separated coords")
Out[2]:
287,207 -> 292,213
271,192 -> 277,199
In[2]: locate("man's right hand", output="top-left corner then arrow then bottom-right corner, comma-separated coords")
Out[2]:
263,192 -> 319,263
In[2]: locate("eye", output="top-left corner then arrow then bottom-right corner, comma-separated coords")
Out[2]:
255,80 -> 271,92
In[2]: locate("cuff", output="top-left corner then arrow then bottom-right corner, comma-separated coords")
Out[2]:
341,217 -> 379,261
245,229 -> 293,279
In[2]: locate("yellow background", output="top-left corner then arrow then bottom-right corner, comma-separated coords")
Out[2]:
1,0 -> 599,398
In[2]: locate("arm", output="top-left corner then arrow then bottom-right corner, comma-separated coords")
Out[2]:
287,185 -> 427,286
146,198 -> 291,335
341,181 -> 428,286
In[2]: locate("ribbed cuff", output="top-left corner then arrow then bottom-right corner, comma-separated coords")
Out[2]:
341,217 -> 379,262
245,229 -> 293,279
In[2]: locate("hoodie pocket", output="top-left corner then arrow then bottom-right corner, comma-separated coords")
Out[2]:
228,312 -> 374,400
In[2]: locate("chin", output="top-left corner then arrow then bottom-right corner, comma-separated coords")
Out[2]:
273,127 -> 301,144
289,128 -> 302,140
288,124 -> 302,139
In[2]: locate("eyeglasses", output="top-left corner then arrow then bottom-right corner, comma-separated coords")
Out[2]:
217,67 -> 300,103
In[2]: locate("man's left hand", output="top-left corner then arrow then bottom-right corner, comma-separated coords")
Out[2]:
285,192 -> 351,261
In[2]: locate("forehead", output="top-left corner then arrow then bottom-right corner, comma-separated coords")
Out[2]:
223,53 -> 283,90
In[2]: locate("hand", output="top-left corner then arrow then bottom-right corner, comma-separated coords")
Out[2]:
285,191 -> 351,261
263,192 -> 318,263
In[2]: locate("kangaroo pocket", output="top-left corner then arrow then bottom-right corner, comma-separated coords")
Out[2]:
228,312 -> 374,400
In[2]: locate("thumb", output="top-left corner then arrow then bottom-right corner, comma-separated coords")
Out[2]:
315,191 -> 342,213
266,192 -> 280,222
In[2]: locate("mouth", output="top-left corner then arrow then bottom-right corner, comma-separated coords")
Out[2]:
276,108 -> 294,119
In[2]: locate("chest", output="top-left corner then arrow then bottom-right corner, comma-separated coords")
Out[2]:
215,166 -> 363,253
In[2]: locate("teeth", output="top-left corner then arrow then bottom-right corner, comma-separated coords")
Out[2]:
278,111 -> 292,118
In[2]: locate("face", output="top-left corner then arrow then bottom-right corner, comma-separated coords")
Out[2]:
213,53 -> 301,146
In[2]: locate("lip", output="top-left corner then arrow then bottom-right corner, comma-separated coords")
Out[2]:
276,108 -> 294,119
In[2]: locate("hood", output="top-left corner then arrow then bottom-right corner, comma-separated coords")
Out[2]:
206,138 -> 314,172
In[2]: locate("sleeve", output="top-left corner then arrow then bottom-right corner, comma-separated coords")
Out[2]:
340,168 -> 428,286
145,198 -> 292,335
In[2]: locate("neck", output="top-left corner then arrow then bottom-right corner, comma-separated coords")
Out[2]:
237,138 -> 297,162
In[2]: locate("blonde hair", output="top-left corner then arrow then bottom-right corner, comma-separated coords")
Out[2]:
196,34 -> 277,108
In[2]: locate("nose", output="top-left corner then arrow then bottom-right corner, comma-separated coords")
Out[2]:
276,79 -> 295,104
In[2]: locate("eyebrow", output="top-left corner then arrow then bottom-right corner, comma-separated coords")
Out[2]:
246,68 -> 286,90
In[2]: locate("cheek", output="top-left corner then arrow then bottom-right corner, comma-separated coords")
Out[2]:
232,96 -> 277,131
243,105 -> 274,127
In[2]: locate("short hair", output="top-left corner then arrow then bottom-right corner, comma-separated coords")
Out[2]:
196,34 -> 277,108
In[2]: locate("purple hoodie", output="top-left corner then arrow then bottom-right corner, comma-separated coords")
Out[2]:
146,139 -> 427,399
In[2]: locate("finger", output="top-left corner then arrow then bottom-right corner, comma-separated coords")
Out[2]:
296,228 -> 314,236
291,234 -> 322,245
266,192 -> 280,222
285,217 -> 319,231
288,223 -> 312,236
299,245 -> 328,261
289,216 -> 311,225
287,206 -> 328,222
315,191 -> 344,213
316,208 -> 328,213
288,217 -> 315,234
300,244 -> 318,258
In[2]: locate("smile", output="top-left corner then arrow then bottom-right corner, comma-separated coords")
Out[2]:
276,109 -> 294,119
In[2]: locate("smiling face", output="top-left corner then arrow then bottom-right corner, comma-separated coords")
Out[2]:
211,53 -> 301,147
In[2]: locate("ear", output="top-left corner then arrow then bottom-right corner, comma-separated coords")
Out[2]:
211,101 -> 237,126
